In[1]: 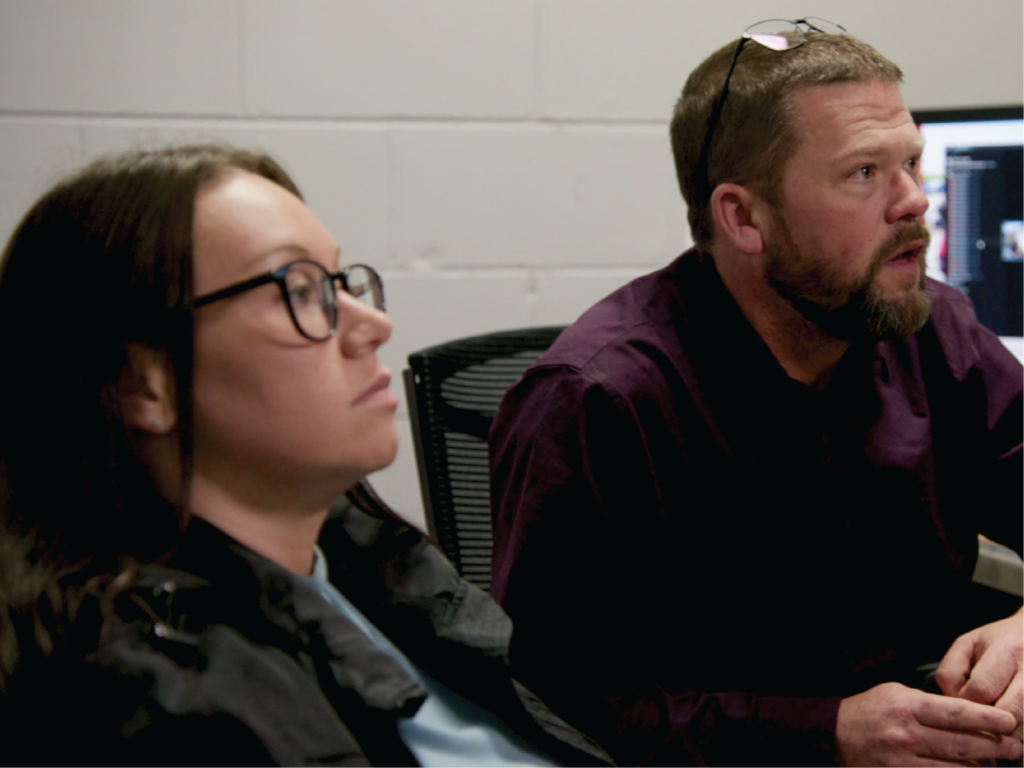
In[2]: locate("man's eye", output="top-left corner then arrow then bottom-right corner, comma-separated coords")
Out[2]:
854,166 -> 873,180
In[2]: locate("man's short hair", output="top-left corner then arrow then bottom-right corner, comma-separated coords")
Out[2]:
670,33 -> 903,250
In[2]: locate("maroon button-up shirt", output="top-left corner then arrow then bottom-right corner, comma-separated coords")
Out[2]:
489,249 -> 1023,766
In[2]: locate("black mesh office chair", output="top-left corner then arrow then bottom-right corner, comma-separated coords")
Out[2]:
404,326 -> 565,590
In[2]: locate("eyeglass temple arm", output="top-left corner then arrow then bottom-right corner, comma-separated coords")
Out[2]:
192,273 -> 276,308
695,37 -> 749,205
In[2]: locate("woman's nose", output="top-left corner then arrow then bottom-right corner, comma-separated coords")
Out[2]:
337,290 -> 391,357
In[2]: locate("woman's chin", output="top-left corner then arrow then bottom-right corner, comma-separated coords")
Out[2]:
380,428 -> 401,472
354,423 -> 401,479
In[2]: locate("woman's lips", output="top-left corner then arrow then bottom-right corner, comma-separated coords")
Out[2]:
354,370 -> 399,408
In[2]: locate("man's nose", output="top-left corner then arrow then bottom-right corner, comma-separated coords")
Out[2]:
887,169 -> 929,224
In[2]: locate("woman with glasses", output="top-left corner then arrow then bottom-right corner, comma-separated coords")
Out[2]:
0,145 -> 607,766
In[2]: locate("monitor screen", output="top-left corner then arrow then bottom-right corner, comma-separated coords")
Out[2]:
913,106 -> 1024,344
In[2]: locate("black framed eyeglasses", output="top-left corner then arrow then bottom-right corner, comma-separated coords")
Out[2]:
193,259 -> 385,342
695,17 -> 847,204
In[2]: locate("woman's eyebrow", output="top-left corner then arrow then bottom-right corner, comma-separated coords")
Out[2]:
238,243 -> 315,272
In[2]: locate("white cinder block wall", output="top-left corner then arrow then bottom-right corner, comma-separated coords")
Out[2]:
2,0 -> 1021,530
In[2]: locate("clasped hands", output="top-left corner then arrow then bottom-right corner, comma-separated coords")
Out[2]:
837,609 -> 1023,767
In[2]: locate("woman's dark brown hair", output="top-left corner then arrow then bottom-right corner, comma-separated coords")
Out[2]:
0,144 -> 404,703
0,145 -> 301,567
0,145 -> 313,688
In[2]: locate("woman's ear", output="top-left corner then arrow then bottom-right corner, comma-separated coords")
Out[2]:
120,344 -> 177,435
709,183 -> 766,255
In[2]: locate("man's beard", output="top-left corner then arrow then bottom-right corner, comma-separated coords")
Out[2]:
763,213 -> 932,343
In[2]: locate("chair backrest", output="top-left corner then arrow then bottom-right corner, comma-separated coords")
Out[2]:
404,326 -> 565,590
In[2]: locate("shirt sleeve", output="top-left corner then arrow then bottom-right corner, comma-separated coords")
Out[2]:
926,284 -> 1024,557
489,364 -> 842,766
972,327 -> 1023,556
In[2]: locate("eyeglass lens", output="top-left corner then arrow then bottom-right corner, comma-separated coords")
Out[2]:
342,265 -> 385,312
743,17 -> 846,52
281,261 -> 385,341
744,25 -> 803,52
283,261 -> 336,340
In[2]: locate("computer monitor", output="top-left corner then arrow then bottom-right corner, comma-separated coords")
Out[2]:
912,106 -> 1023,350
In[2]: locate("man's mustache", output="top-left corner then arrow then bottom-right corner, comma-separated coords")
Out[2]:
871,222 -> 931,270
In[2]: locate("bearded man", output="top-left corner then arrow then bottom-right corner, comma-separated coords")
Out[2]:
488,21 -> 1023,767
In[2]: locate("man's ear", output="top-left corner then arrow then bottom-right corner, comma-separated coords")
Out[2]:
709,183 -> 766,255
120,343 -> 177,436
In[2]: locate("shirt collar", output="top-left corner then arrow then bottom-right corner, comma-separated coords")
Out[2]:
311,544 -> 330,583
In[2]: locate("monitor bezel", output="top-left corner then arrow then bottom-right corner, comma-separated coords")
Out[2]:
911,105 -> 1024,123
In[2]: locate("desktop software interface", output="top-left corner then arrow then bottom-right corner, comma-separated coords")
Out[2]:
918,116 -> 1024,338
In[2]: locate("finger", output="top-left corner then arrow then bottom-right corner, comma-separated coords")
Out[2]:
1013,723 -> 1023,744
920,726 -> 1023,764
995,671 -> 1024,729
936,667 -> 968,699
914,692 -> 1017,734
938,635 -> 977,697
905,754 -> 1000,767
957,649 -> 1017,705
